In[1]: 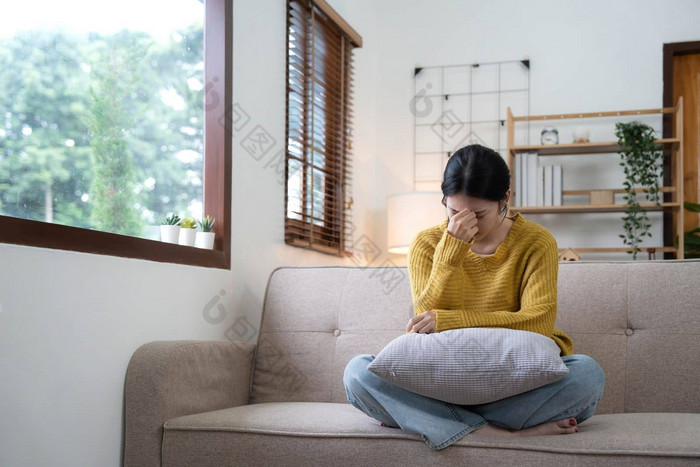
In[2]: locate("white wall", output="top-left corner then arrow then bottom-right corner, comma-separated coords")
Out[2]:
359,0 -> 700,264
0,1 -> 375,466
0,0 -> 698,465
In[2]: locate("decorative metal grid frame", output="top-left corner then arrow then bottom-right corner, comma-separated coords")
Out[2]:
411,59 -> 531,190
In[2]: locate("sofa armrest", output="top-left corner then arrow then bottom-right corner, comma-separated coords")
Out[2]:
123,340 -> 256,467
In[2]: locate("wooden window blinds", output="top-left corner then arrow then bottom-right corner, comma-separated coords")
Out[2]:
285,0 -> 362,257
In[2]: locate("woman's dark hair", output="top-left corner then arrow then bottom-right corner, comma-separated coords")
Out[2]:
441,144 -> 510,217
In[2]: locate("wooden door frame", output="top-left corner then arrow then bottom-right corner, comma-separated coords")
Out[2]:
663,41 -> 700,258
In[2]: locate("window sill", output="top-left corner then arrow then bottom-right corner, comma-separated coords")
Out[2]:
0,215 -> 230,269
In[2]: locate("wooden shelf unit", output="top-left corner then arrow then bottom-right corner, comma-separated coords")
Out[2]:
506,97 -> 685,259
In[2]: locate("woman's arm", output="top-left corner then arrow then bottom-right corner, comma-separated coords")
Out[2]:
407,227 -> 474,315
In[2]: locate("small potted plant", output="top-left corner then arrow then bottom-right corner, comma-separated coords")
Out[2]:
160,214 -> 181,244
178,217 -> 197,246
195,215 -> 216,249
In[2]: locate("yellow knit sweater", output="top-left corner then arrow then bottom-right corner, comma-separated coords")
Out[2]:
407,211 -> 574,356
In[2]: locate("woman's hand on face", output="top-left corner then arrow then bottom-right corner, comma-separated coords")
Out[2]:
406,310 -> 437,334
447,208 -> 479,244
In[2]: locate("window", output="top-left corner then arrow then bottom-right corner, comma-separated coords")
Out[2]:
0,0 -> 231,269
285,0 -> 361,256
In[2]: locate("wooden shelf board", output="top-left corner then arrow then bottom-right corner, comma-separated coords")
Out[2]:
557,246 -> 677,254
512,106 -> 678,122
563,187 -> 676,195
511,202 -> 680,214
509,138 -> 679,156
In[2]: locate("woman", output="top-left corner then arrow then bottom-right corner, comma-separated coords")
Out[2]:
343,144 -> 605,451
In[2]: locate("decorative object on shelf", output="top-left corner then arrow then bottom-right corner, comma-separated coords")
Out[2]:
160,214 -> 181,244
573,126 -> 590,143
196,215 -> 216,249
589,190 -> 614,205
540,127 -> 558,145
178,217 -> 197,247
559,247 -> 581,262
647,248 -> 656,260
615,121 -> 664,260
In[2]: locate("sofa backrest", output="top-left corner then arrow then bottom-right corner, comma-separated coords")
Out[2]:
249,260 -> 700,415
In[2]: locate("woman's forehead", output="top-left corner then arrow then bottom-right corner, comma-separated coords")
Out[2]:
445,195 -> 491,211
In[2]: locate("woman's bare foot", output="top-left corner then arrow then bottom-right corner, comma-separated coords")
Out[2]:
471,418 -> 578,437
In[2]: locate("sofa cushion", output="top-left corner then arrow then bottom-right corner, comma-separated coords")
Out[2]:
366,328 -> 569,405
625,261 -> 700,413
250,267 -> 415,405
162,402 -> 700,466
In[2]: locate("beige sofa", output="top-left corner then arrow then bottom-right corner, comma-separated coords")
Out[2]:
123,260 -> 700,466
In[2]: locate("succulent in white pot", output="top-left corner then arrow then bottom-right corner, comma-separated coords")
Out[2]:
195,215 -> 216,249
160,214 -> 181,244
178,217 -> 197,246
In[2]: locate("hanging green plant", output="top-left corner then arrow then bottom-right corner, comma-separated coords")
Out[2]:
614,121 -> 664,260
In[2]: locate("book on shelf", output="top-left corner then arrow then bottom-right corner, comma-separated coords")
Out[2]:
516,151 -> 528,207
515,152 -> 522,207
516,152 -> 528,206
527,152 -> 538,208
553,165 -> 562,206
515,151 -> 563,207
544,165 -> 553,206
537,166 -> 544,207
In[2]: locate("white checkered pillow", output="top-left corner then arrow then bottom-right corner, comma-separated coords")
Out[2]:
366,328 -> 568,405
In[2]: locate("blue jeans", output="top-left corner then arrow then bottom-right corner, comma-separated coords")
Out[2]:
343,353 -> 605,451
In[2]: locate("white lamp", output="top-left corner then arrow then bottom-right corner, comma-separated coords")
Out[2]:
387,191 -> 446,254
